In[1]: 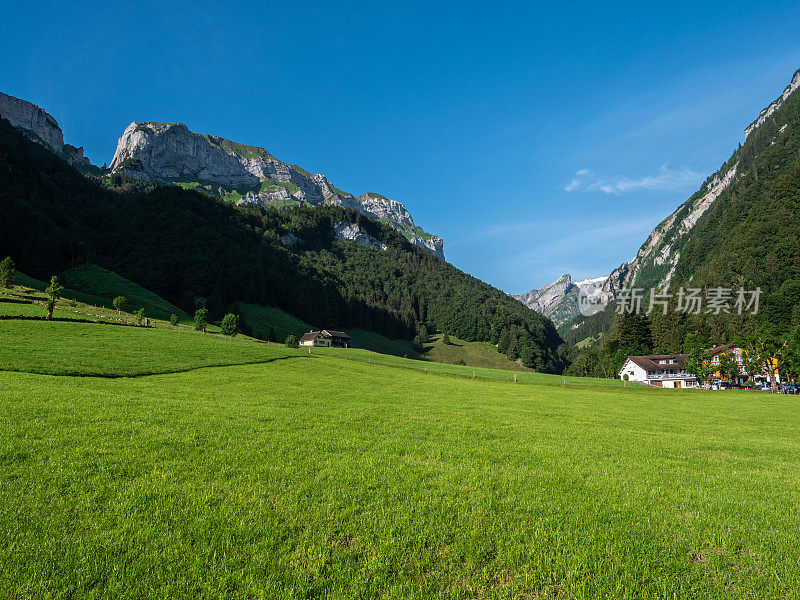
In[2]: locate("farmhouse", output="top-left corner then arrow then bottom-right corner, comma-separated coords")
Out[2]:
618,354 -> 699,388
299,330 -> 351,348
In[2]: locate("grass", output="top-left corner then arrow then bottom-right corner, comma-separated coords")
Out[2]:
421,334 -> 530,371
231,300 -> 315,342
576,332 -> 603,349
15,268 -> 191,324
231,303 -> 418,357
62,264 -> 190,321
315,345 -> 625,387
0,318 -> 293,377
1,317 -> 800,598
231,302 -> 534,369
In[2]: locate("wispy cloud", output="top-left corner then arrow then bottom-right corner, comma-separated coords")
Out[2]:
564,164 -> 702,194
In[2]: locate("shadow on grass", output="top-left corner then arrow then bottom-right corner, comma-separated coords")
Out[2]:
0,354 -> 307,379
0,315 -> 138,326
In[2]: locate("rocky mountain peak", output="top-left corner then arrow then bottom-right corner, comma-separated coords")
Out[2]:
109,120 -> 445,259
0,91 -> 90,167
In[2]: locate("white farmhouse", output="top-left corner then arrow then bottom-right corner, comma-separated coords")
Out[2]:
618,354 -> 698,388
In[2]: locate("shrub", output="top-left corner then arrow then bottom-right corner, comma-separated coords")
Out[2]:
220,313 -> 239,340
134,308 -> 145,326
112,296 -> 127,314
285,334 -> 299,348
442,333 -> 450,345
194,308 -> 209,333
169,313 -> 179,326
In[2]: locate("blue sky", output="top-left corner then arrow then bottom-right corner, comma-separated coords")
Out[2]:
3,1 -> 800,293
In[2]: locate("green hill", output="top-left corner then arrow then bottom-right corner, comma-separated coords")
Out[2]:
61,264 -> 190,321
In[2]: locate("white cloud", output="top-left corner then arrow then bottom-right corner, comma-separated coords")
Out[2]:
564,164 -> 702,195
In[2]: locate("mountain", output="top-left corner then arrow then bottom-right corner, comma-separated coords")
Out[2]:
514,274 -> 608,327
109,121 -> 444,259
0,112 -> 567,373
564,67 -> 800,375
602,68 -> 800,298
0,92 -> 92,169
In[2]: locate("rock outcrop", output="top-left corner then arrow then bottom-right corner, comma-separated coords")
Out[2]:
0,91 -> 90,167
110,121 -> 444,259
514,274 -> 608,326
334,221 -> 387,250
410,235 -> 445,260
745,68 -> 800,138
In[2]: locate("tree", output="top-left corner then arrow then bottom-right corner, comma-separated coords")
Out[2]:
413,334 -> 425,353
683,333 -> 713,386
112,296 -> 127,314
717,351 -> 740,383
169,313 -> 179,326
0,257 -> 15,289
417,323 -> 429,344
267,327 -> 277,342
134,308 -> 145,326
194,308 -> 209,333
45,276 -> 63,320
285,333 -> 299,348
741,330 -> 784,389
221,313 -> 239,340
442,333 -> 450,345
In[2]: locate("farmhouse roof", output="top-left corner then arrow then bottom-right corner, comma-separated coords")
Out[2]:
321,330 -> 350,339
298,330 -> 351,342
618,354 -> 690,375
708,343 -> 735,355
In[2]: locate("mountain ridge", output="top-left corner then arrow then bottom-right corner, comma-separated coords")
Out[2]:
110,120 -> 444,259
523,67 -> 800,333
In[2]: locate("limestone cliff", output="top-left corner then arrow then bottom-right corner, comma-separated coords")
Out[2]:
0,91 -> 90,168
110,121 -> 444,259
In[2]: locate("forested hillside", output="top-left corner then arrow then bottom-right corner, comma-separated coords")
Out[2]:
565,71 -> 800,377
0,117 -> 567,373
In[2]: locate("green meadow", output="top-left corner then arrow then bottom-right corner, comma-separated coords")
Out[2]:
2,309 -> 800,598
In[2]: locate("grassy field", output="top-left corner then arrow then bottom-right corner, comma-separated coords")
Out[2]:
16,266 -> 192,324
421,334 -> 531,371
1,316 -> 800,598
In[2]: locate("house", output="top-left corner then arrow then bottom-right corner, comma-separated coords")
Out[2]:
708,343 -> 780,385
298,330 -> 351,348
618,354 -> 699,388
708,343 -> 748,384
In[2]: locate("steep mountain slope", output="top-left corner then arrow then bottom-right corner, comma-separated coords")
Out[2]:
0,116 -> 567,372
604,68 -> 800,297
0,91 -> 92,169
564,67 -> 800,376
110,121 -> 444,258
530,68 -> 800,345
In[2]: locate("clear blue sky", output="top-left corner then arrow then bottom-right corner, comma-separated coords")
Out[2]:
3,1 -> 800,293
